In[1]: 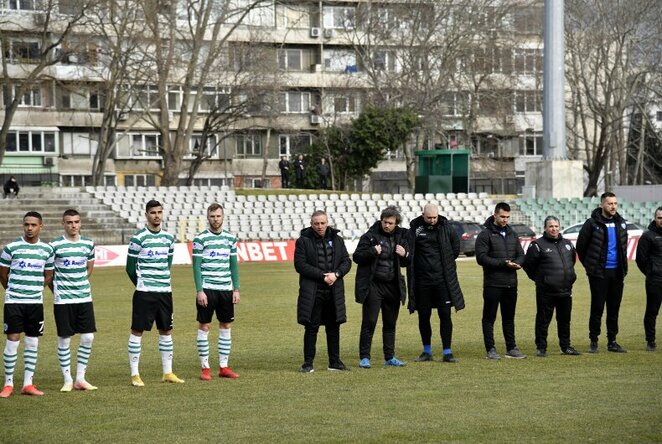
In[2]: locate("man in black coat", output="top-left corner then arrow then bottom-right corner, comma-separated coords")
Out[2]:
407,204 -> 465,363
294,154 -> 305,188
475,202 -> 526,360
576,191 -> 628,353
635,206 -> 662,352
278,156 -> 290,188
523,216 -> 581,357
353,206 -> 410,368
294,210 -> 351,373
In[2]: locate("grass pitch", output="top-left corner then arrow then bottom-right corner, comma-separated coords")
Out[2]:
1,261 -> 660,443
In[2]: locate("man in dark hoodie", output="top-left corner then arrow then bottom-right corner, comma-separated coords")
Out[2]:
576,192 -> 628,353
353,206 -> 410,369
294,210 -> 351,373
635,206 -> 662,352
475,202 -> 526,360
407,204 -> 465,363
523,216 -> 581,357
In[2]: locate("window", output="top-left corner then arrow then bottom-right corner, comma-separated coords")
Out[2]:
89,89 -> 104,111
130,134 -> 161,157
279,133 -> 312,157
323,6 -> 356,30
323,49 -> 357,72
514,90 -> 542,113
332,95 -> 358,114
373,50 -> 397,72
656,111 -> 662,122
244,177 -> 269,189
8,0 -> 36,10
5,130 -> 57,153
132,85 -> 160,110
278,48 -> 302,71
6,41 -> 40,64
236,133 -> 262,156
226,0 -> 275,27
124,174 -> 156,187
519,131 -> 544,156
15,85 -> 42,107
513,7 -> 543,34
187,134 -> 218,158
199,87 -> 231,112
442,91 -> 470,116
168,86 -> 181,111
513,48 -> 542,74
280,91 -> 310,113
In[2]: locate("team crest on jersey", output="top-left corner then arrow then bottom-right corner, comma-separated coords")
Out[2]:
544,248 -> 552,253
565,244 -> 572,251
415,226 -> 426,237
328,240 -> 333,247
621,223 -> 626,229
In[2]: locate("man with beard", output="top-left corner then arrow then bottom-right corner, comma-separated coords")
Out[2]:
407,204 -> 465,363
353,206 -> 410,368
577,192 -> 628,353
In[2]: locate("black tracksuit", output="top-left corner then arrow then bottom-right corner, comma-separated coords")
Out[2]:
523,233 -> 577,351
576,208 -> 628,343
475,216 -> 525,352
353,222 -> 409,360
636,220 -> 662,344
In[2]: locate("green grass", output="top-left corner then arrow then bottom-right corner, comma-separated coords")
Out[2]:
2,261 -> 661,443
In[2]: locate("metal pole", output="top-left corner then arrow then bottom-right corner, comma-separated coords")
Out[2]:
543,0 -> 566,159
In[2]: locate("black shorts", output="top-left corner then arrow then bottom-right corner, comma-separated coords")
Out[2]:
4,304 -> 44,337
196,289 -> 235,324
54,302 -> 97,337
131,291 -> 174,332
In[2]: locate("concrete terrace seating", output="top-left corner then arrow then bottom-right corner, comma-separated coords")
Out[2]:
87,187 -> 499,242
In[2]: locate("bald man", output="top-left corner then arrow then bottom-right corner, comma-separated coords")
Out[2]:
406,204 -> 465,363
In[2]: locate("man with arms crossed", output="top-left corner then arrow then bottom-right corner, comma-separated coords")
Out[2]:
126,200 -> 184,386
576,192 -> 628,353
193,203 -> 240,380
50,209 -> 98,391
0,212 -> 54,397
475,202 -> 527,360
635,206 -> 662,352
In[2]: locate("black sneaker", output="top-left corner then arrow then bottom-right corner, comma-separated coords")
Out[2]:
647,342 -> 656,352
505,347 -> 527,359
328,361 -> 350,371
414,352 -> 433,362
561,346 -> 581,356
300,363 -> 314,373
536,349 -> 547,358
588,341 -> 598,353
442,353 -> 458,363
607,342 -> 627,353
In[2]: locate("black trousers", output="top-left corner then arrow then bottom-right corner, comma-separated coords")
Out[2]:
281,172 -> 289,188
644,279 -> 662,343
303,290 -> 340,366
482,286 -> 518,352
588,268 -> 624,342
359,280 -> 400,360
535,289 -> 572,351
416,284 -> 453,350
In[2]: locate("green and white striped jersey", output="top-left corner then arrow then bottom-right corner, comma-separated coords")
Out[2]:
192,229 -> 237,291
1,237 -> 54,304
51,235 -> 95,304
128,227 -> 175,292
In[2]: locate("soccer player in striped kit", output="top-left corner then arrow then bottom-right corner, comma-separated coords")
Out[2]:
49,209 -> 98,391
193,203 -> 240,380
0,211 -> 54,398
126,200 -> 184,386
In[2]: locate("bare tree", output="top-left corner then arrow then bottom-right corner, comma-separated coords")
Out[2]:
0,0 -> 95,165
565,0 -> 662,196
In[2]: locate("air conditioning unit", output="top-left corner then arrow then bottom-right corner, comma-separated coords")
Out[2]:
310,114 -> 320,125
310,27 -> 320,38
323,28 -> 335,39
43,157 -> 54,167
117,112 -> 128,121
310,63 -> 322,73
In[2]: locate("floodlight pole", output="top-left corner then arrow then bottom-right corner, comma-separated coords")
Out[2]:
543,0 -> 566,160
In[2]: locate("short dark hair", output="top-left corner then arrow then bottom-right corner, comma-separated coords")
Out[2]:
24,211 -> 42,222
543,215 -> 560,228
494,202 -> 511,213
600,191 -> 616,201
207,203 -> 223,214
380,206 -> 402,225
311,210 -> 327,219
145,199 -> 162,212
62,209 -> 80,219
655,206 -> 662,215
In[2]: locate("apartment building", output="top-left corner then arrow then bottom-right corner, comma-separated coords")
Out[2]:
1,0 -> 544,193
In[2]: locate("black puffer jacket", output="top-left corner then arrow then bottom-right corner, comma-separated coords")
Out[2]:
576,208 -> 628,278
353,222 -> 410,305
523,232 -> 577,296
475,216 -> 525,288
294,226 -> 351,325
635,220 -> 662,284
406,215 -> 464,313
